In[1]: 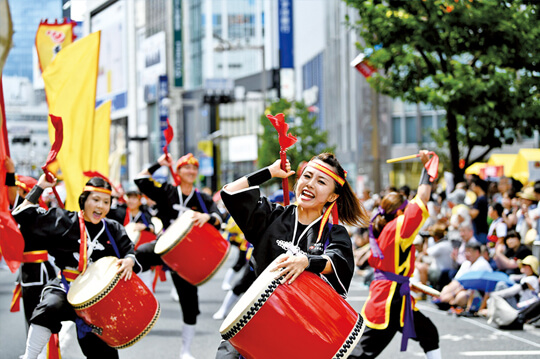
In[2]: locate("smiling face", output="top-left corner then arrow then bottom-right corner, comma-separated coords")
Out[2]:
126,193 -> 142,211
178,164 -> 198,185
295,160 -> 339,213
83,192 -> 111,224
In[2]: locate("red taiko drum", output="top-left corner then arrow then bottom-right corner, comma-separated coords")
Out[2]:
219,260 -> 365,359
67,256 -> 160,349
154,210 -> 230,286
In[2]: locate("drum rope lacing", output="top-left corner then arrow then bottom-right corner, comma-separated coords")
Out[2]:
114,305 -> 161,349
221,275 -> 285,340
333,315 -> 364,359
71,274 -> 121,310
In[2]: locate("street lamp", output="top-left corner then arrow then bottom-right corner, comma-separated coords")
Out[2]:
213,34 -> 266,110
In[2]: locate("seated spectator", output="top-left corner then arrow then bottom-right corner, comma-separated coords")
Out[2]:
423,223 -> 454,290
436,242 -> 492,310
491,255 -> 539,309
487,202 -> 507,244
493,230 -> 532,275
515,187 -> 537,243
453,221 -> 480,267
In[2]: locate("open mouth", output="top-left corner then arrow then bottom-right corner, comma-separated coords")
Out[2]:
300,189 -> 315,200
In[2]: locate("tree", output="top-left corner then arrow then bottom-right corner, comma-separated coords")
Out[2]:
344,0 -> 540,181
259,99 -> 335,188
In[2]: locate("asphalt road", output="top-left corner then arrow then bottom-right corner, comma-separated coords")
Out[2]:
2,248 -> 540,358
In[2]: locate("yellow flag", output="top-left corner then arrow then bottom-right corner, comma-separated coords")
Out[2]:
90,100 -> 111,176
42,31 -> 100,211
35,19 -> 76,72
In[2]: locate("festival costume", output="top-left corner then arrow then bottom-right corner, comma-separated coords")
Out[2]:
134,172 -> 223,325
12,204 -> 140,358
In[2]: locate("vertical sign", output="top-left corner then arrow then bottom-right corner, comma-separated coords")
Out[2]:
159,75 -> 169,149
173,0 -> 183,87
278,0 -> 294,69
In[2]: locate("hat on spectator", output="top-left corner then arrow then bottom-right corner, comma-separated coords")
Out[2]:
517,187 -> 536,201
429,223 -> 447,239
519,255 -> 539,276
413,235 -> 424,245
447,189 -> 466,205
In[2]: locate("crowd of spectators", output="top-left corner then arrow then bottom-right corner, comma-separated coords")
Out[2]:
353,175 -> 540,330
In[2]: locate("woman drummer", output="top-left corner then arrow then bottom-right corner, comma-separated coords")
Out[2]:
216,152 -> 369,357
134,152 -> 224,359
12,175 -> 140,359
349,150 -> 441,359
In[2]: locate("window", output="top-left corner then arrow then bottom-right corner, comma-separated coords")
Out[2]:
405,116 -> 417,144
392,117 -> 402,144
421,115 -> 434,143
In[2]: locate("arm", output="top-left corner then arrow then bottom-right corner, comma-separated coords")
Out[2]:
416,150 -> 433,206
222,159 -> 295,193
4,157 -> 18,205
13,174 -> 55,212
137,153 -> 172,177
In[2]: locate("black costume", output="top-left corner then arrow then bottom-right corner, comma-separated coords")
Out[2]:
12,204 -> 140,359
134,174 -> 223,325
216,183 -> 355,358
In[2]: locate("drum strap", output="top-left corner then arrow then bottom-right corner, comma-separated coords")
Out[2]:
102,220 -> 121,258
195,190 -> 209,214
373,269 -> 416,351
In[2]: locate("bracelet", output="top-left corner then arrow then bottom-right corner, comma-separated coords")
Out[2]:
305,254 -> 327,274
26,185 -> 44,204
5,172 -> 16,186
148,162 -> 161,174
246,168 -> 272,187
419,168 -> 431,185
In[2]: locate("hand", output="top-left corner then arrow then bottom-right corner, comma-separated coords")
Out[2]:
271,253 -> 309,285
133,223 -> 147,232
268,159 -> 295,179
418,150 -> 431,166
37,173 -> 56,189
116,257 -> 135,281
4,156 -> 15,172
192,212 -> 211,227
158,153 -> 174,167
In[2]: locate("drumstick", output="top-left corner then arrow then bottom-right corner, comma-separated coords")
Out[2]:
410,282 -> 441,298
386,151 -> 435,163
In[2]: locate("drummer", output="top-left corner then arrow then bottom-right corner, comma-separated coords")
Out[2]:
134,152 -> 224,359
216,152 -> 369,357
349,150 -> 441,359
12,175 -> 141,359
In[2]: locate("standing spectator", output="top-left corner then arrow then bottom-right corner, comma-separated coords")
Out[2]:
487,203 -> 508,243
468,175 -> 489,244
515,187 -> 537,243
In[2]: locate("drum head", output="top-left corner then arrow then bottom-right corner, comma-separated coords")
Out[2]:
67,256 -> 120,306
124,222 -> 141,244
220,258 -> 284,334
154,210 -> 194,255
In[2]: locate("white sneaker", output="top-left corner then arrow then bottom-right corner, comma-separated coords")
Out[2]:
212,310 -> 225,320
171,288 -> 179,302
180,352 -> 196,359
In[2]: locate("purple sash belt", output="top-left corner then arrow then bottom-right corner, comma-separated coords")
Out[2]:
373,269 -> 416,351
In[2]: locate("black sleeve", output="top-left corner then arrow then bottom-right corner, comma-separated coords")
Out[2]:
320,225 -> 355,297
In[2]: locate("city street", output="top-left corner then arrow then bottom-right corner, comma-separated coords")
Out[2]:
2,249 -> 540,359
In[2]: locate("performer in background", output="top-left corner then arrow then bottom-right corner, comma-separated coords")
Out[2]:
349,150 -> 441,359
4,157 -> 60,359
135,153 -> 224,359
216,152 -> 368,358
12,175 -> 140,359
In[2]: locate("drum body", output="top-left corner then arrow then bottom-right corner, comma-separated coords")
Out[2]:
154,210 -> 230,286
124,222 -> 141,245
219,262 -> 364,359
67,256 -> 160,349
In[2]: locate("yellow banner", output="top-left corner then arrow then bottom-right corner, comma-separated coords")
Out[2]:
35,19 -> 76,73
42,31 -> 100,211
90,100 -> 111,176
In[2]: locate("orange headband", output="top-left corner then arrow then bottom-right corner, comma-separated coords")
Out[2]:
176,153 -> 199,171
309,162 -> 346,186
83,186 -> 112,195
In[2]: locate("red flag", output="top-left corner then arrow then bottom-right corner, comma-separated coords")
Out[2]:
266,113 -> 297,205
425,153 -> 439,182
42,114 -> 63,171
163,118 -> 174,151
351,53 -> 377,78
0,212 -> 24,272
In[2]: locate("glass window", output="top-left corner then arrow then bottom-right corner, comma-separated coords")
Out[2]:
392,117 -> 402,144
421,115 -> 434,143
437,115 -> 446,130
405,116 -> 417,144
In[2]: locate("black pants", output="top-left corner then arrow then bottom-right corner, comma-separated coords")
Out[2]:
136,241 -> 200,324
350,284 -> 439,358
232,264 -> 256,296
21,262 -> 57,325
30,279 -> 118,359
